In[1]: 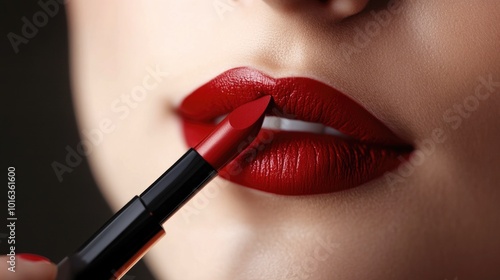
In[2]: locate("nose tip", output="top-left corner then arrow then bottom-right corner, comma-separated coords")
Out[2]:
263,0 -> 370,21
329,0 -> 370,21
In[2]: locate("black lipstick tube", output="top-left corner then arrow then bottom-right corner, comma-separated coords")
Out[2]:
56,149 -> 215,280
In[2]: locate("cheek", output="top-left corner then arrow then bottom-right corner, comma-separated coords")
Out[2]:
407,2 -> 500,147
359,0 -> 500,141
390,1 -> 500,188
407,1 -> 500,80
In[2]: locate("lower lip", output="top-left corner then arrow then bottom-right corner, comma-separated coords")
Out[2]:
182,119 -> 410,195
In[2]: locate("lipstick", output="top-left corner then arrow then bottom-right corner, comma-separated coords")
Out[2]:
55,96 -> 272,280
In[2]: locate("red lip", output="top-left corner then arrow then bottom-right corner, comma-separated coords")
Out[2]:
178,67 -> 412,195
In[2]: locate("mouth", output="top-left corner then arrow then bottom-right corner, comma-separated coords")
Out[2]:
178,67 -> 412,195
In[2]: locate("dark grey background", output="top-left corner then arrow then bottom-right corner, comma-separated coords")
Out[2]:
1,1 -> 156,279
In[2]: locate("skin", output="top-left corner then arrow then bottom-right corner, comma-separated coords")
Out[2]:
49,0 -> 500,279
0,255 -> 56,280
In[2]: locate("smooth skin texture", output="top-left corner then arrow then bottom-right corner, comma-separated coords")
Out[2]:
52,0 -> 500,279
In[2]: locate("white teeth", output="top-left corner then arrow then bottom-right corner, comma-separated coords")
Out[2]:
262,116 -> 281,130
264,116 -> 351,138
214,115 -> 350,138
323,126 -> 350,139
280,118 -> 325,134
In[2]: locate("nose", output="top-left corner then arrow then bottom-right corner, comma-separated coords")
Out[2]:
328,0 -> 370,20
263,0 -> 370,21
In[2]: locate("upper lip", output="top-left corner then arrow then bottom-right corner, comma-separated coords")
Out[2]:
178,67 -> 412,195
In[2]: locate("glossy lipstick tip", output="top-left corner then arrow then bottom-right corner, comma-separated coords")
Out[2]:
195,95 -> 272,170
